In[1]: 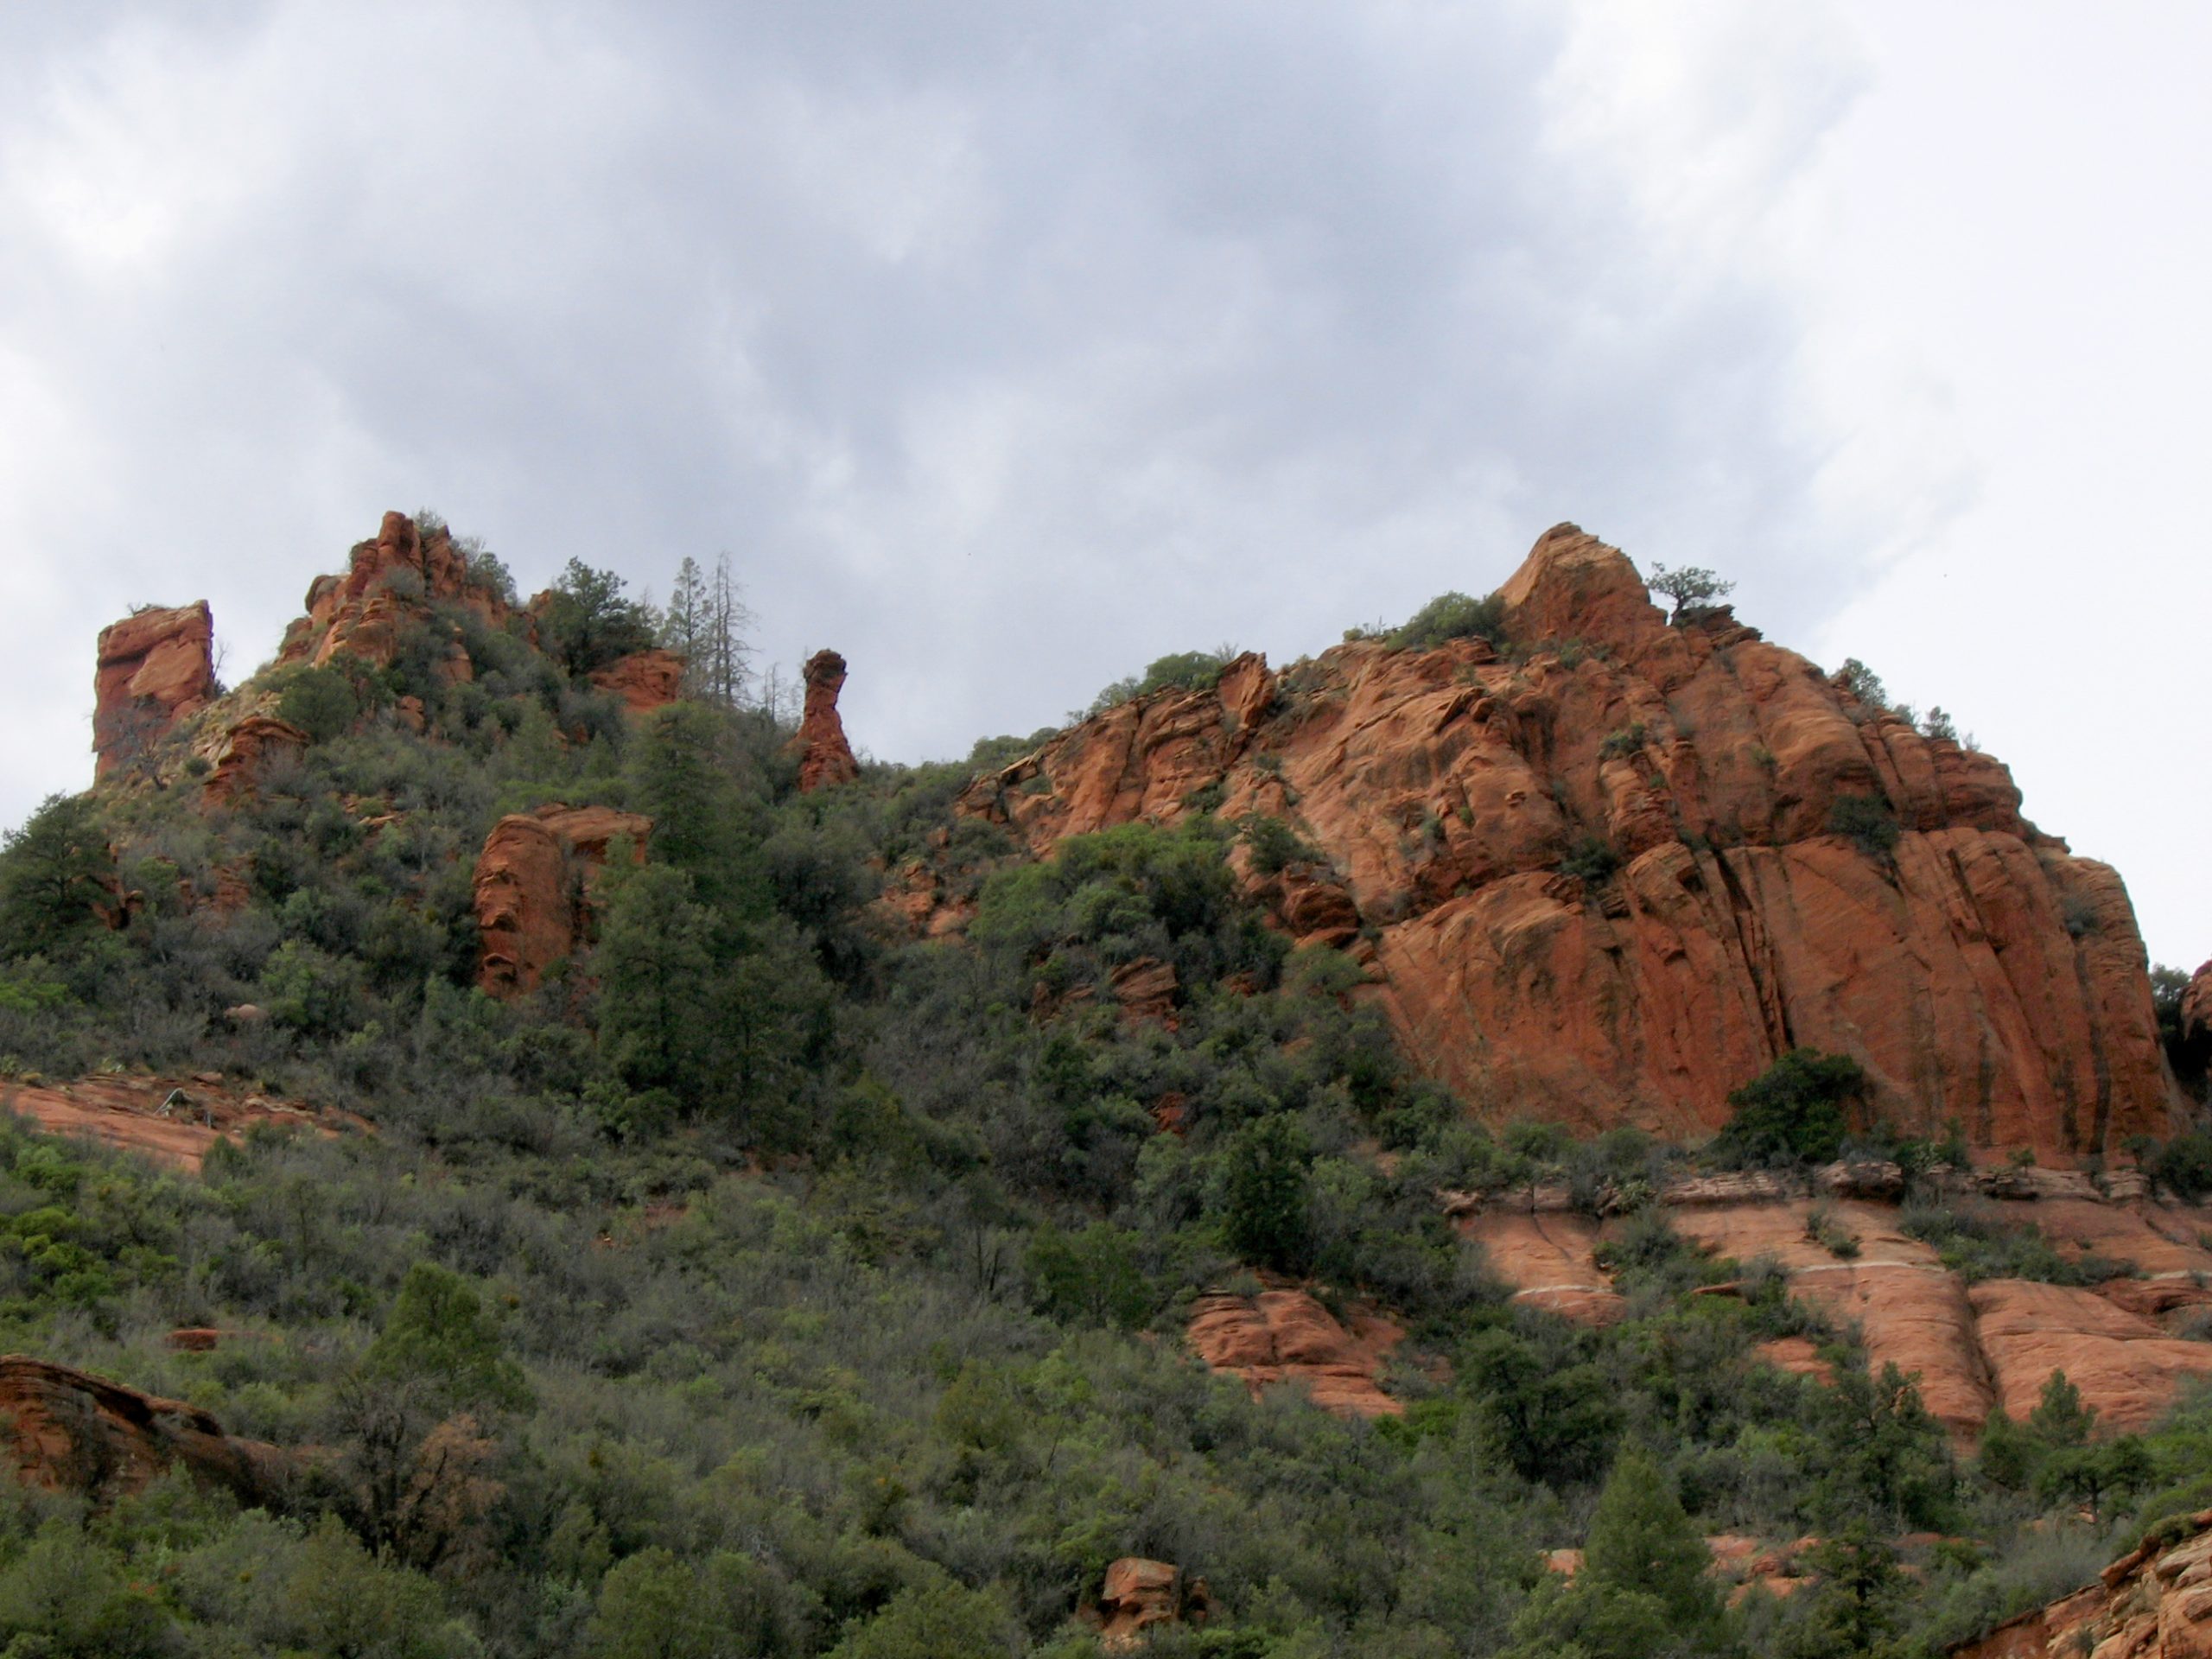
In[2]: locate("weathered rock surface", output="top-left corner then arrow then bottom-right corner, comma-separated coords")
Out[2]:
955,524 -> 2178,1163
0,1355 -> 291,1506
1970,1280 -> 2212,1433
202,714 -> 309,805
792,650 -> 861,791
1185,1287 -> 1403,1417
1948,1512 -> 2212,1657
589,648 -> 685,715
280,510 -> 510,671
474,804 -> 651,996
1465,1183 -> 2212,1441
1089,1558 -> 1213,1650
1,1074 -> 354,1173
92,602 -> 217,780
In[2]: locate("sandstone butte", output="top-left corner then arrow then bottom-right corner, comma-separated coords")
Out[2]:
950,524 -> 2184,1166
0,1354 -> 290,1509
473,804 -> 653,997
791,648 -> 861,791
280,509 -> 511,673
1948,1510 -> 2212,1657
92,601 -> 217,780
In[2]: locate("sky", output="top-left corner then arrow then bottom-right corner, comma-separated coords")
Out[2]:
0,2 -> 2203,969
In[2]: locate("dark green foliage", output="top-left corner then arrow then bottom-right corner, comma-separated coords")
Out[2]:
0,795 -> 116,961
1558,834 -> 1621,887
1087,649 -> 1236,715
1827,794 -> 1900,860
1214,1114 -> 1313,1271
1583,1446 -> 1721,1636
1900,1203 -> 2126,1286
540,559 -> 660,676
2152,965 -> 2209,1099
276,661 -> 365,743
2154,1129 -> 2212,1198
1710,1049 -> 1866,1168
1834,657 -> 1889,709
1645,563 -> 1734,623
1388,590 -> 1508,652
1236,814 -> 1320,876
365,1261 -> 531,1412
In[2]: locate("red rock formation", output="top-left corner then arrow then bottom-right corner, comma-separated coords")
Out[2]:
93,601 -> 216,779
792,650 -> 861,791
1465,1209 -> 1625,1326
1090,1559 -> 1213,1649
280,510 -> 509,671
1948,1512 -> 2212,1657
473,804 -> 651,996
957,524 -> 2179,1164
588,648 -> 686,715
0,1354 -> 290,1507
1185,1286 -> 1403,1417
203,715 -> 309,805
2184,962 -> 2212,1052
1970,1280 -> 2212,1433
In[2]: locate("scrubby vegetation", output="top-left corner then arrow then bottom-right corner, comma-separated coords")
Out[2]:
0,537 -> 2204,1656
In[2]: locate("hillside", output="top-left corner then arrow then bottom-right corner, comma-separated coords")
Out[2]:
0,510 -> 2206,1657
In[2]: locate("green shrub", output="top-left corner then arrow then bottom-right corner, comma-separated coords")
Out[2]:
276,664 -> 364,744
1238,814 -> 1320,876
1388,591 -> 1508,652
1559,835 -> 1621,887
1827,794 -> 1900,860
1711,1048 -> 1866,1167
1087,649 -> 1236,715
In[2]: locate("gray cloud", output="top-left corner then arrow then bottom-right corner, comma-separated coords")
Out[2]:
0,2 -> 1858,810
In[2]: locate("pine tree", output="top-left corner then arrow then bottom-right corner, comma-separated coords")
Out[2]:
663,556 -> 709,685
0,793 -> 117,958
1584,1446 -> 1719,1636
702,552 -> 755,708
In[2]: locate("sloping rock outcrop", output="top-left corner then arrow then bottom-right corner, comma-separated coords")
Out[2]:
2,1075 -> 360,1173
1463,1179 -> 2212,1441
202,713 -> 309,805
0,1355 -> 291,1507
1185,1285 -> 1403,1417
792,650 -> 861,791
1949,1513 -> 2212,1657
474,804 -> 651,996
956,524 -> 2179,1163
93,602 -> 217,780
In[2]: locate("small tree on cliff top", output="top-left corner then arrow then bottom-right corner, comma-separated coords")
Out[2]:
1645,563 -> 1734,623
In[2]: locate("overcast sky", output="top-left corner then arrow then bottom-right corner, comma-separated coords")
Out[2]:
1,2 -> 2203,969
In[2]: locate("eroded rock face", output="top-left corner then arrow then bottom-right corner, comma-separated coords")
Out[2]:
1090,1559 -> 1213,1650
0,1355 -> 290,1507
957,524 -> 2178,1163
93,602 -> 216,780
1970,1280 -> 2212,1433
1185,1286 -> 1403,1417
474,804 -> 651,996
203,715 -> 310,806
1948,1512 -> 2212,1657
589,648 -> 685,715
792,650 -> 861,791
280,510 -> 509,671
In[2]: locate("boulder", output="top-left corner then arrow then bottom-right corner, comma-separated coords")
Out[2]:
473,804 -> 652,996
1092,1558 -> 1212,1650
1185,1287 -> 1403,1417
955,523 -> 2181,1163
589,648 -> 686,715
92,601 -> 216,780
0,1355 -> 290,1507
791,649 -> 861,791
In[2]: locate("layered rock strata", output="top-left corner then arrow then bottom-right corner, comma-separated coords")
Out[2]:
93,602 -> 217,780
956,524 -> 2180,1162
1948,1513 -> 2212,1657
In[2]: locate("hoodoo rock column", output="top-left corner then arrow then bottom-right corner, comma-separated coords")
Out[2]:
793,649 -> 861,791
92,602 -> 217,780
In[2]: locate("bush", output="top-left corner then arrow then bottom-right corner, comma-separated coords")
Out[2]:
1559,835 -> 1621,887
276,663 -> 364,744
1087,649 -> 1236,715
1827,794 -> 1900,860
1711,1049 -> 1867,1167
1388,591 -> 1507,652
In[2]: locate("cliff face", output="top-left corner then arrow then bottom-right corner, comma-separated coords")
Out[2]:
280,509 -> 509,671
92,601 -> 216,779
474,804 -> 652,997
957,525 -> 2179,1161
1948,1513 -> 2212,1658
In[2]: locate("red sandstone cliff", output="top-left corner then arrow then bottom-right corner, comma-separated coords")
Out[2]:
792,649 -> 861,791
93,602 -> 216,780
955,524 -> 2180,1163
1948,1512 -> 2212,1657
